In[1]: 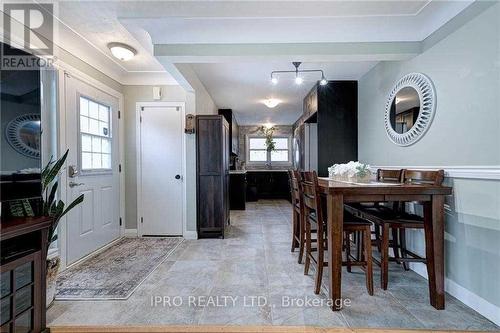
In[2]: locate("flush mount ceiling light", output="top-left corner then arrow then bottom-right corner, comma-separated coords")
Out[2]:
262,98 -> 281,108
108,42 -> 137,61
270,62 -> 328,86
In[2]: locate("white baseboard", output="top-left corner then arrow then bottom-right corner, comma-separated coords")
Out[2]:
183,230 -> 198,239
410,263 -> 500,326
124,229 -> 138,237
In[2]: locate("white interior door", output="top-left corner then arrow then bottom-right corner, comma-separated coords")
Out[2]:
140,105 -> 183,236
65,74 -> 120,264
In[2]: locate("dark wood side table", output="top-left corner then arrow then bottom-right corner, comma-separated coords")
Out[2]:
1,216 -> 53,333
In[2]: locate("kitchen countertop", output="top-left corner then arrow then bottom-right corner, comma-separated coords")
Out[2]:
229,170 -> 247,174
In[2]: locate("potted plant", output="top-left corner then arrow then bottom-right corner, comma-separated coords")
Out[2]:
257,125 -> 277,152
9,149 -> 84,307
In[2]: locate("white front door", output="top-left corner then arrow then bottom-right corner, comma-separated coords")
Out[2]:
65,74 -> 120,264
139,105 -> 183,236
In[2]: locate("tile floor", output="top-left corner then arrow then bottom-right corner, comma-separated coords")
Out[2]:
48,200 -> 498,330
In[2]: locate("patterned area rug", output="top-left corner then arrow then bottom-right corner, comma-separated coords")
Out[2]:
55,237 -> 183,300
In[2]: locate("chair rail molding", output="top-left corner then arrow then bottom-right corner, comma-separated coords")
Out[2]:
369,166 -> 500,181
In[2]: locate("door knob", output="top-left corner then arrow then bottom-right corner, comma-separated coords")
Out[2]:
175,175 -> 181,180
69,182 -> 85,188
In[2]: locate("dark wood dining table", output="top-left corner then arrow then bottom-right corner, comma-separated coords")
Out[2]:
317,178 -> 452,311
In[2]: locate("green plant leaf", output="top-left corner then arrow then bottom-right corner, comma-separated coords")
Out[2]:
58,194 -> 84,221
47,181 -> 58,209
43,150 -> 69,189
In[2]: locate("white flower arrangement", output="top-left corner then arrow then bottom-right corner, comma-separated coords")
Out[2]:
328,161 -> 372,183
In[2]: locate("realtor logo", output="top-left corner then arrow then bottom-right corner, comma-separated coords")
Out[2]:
2,2 -> 54,69
3,3 -> 53,55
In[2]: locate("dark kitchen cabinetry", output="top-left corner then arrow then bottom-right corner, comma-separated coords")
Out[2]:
196,115 -> 230,238
246,171 -> 290,201
218,109 -> 239,156
229,172 -> 246,210
294,81 -> 358,177
1,216 -> 53,333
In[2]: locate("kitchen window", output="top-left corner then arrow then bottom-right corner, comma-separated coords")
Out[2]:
247,136 -> 291,164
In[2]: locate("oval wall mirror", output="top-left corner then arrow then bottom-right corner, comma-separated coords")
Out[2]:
5,114 -> 41,158
384,73 -> 436,146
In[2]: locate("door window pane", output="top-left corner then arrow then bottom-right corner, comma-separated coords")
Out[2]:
79,96 -> 112,171
88,100 -> 99,119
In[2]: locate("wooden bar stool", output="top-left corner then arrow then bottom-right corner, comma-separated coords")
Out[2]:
346,169 -> 404,253
288,170 -> 305,263
354,169 -> 445,290
302,171 -> 373,296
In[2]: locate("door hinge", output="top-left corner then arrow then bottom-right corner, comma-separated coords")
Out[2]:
119,217 -> 122,226
141,217 -> 144,224
119,164 -> 122,173
118,110 -> 121,119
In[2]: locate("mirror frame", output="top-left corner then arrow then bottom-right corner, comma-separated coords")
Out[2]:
5,113 -> 41,159
384,73 -> 436,146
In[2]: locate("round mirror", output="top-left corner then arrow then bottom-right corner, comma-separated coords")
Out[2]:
389,86 -> 420,134
5,114 -> 41,158
384,73 -> 436,146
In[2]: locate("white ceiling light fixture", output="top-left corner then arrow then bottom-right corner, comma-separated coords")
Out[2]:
262,98 -> 281,108
270,62 -> 328,86
108,42 -> 137,61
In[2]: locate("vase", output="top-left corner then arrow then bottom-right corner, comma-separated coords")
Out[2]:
46,256 -> 60,308
349,174 -> 372,183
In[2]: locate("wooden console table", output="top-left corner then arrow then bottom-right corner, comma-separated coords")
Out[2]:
1,216 -> 53,332
318,178 -> 452,311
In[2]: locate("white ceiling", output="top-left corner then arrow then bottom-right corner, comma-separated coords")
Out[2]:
18,0 -> 475,122
191,61 -> 378,125
127,0 -> 472,44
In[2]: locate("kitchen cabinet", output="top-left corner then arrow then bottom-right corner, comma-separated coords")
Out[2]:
245,171 -> 290,201
196,115 -> 230,238
229,172 -> 246,210
218,109 -> 239,156
294,81 -> 358,177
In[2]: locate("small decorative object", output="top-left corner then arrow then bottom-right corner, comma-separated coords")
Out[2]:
9,150 -> 85,307
185,114 -> 195,134
328,161 -> 372,183
5,114 -> 41,158
385,73 -> 436,146
257,125 -> 276,152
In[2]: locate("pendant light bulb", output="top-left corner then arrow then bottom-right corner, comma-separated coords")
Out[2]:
320,76 -> 328,86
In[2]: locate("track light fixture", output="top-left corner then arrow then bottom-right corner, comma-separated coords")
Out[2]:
270,62 -> 328,86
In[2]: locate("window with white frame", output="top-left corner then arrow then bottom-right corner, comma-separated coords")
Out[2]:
248,136 -> 290,163
79,96 -> 112,171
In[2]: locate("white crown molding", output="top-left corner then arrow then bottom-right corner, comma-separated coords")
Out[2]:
370,166 -> 500,181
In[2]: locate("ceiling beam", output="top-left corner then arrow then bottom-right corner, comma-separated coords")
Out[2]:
154,41 -> 421,63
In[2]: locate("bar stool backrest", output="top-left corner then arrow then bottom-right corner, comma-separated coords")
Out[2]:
377,169 -> 404,183
301,171 -> 323,223
403,170 -> 445,186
